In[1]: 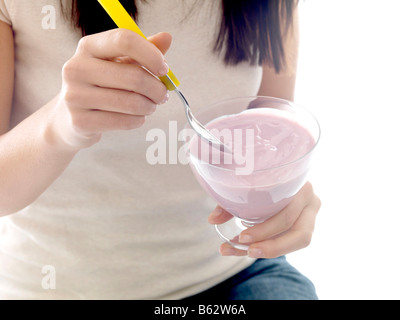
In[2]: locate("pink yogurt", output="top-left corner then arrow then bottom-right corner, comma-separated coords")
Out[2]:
189,108 -> 316,223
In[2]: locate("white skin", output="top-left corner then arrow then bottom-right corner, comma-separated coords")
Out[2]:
0,6 -> 320,259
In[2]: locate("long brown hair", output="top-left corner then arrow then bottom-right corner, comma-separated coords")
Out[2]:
68,0 -> 298,73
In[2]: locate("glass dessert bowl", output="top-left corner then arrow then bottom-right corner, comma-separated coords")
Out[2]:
186,96 -> 320,250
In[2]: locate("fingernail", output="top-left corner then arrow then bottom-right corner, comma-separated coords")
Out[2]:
239,234 -> 253,244
211,206 -> 223,218
158,61 -> 169,76
208,206 -> 224,224
248,248 -> 263,258
220,246 -> 236,256
160,92 -> 170,105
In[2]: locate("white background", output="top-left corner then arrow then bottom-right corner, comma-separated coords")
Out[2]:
287,0 -> 400,300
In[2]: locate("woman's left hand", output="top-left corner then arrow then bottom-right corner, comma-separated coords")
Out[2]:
208,182 -> 321,258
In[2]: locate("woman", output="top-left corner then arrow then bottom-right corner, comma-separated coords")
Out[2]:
0,0 -> 320,299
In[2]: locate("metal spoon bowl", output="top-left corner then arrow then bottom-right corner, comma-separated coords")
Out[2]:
164,75 -> 231,153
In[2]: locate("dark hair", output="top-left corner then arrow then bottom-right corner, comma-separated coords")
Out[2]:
68,0 -> 298,73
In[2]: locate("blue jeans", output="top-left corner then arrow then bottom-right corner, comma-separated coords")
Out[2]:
184,257 -> 318,300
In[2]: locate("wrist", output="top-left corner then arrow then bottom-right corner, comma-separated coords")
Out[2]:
42,95 -> 82,155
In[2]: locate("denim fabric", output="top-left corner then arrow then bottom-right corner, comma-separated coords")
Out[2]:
184,257 -> 318,300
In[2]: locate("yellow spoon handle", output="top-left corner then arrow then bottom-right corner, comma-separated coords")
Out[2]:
97,0 -> 180,91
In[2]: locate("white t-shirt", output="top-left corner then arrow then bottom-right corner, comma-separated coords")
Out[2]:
0,0 -> 263,299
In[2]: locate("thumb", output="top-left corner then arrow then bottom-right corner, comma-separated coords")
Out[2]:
148,32 -> 172,55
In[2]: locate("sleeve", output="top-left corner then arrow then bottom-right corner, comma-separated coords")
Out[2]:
0,0 -> 11,25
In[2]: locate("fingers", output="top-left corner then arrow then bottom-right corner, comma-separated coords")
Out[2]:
247,197 -> 320,258
65,85 -> 161,116
215,182 -> 321,259
77,29 -> 169,77
238,182 -> 315,244
219,197 -> 319,258
63,57 -> 168,105
220,242 -> 248,256
54,29 -> 173,150
62,84 -> 169,136
148,32 -> 173,55
208,206 -> 234,224
88,59 -> 168,105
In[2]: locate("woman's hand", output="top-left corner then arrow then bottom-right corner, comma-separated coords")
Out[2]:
208,182 -> 321,258
48,29 -> 172,150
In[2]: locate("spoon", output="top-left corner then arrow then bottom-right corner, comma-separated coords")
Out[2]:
163,74 -> 232,152
97,0 -> 230,152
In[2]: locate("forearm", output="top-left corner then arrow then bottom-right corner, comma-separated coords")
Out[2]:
0,97 -> 78,216
257,72 -> 297,101
258,4 -> 299,101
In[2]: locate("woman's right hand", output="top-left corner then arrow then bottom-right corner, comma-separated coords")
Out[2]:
49,29 -> 172,150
